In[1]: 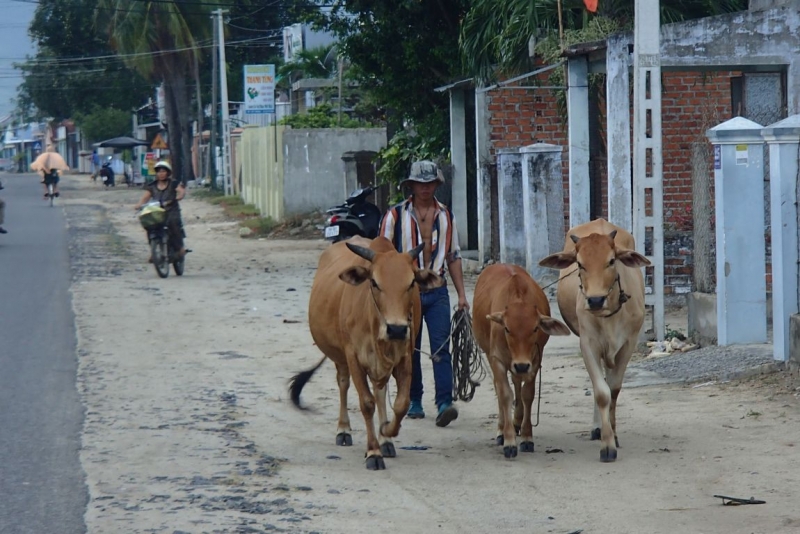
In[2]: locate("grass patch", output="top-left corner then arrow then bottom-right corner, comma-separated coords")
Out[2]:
226,203 -> 260,217
240,216 -> 279,236
190,188 -> 224,201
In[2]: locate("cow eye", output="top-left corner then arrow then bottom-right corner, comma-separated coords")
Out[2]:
504,327 -> 510,334
371,279 -> 381,291
609,258 -> 616,267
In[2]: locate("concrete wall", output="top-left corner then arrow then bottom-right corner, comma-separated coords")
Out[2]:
282,128 -> 386,216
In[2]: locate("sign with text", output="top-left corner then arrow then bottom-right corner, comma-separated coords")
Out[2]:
244,64 -> 275,114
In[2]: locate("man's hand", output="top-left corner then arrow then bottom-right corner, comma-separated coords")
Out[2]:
457,295 -> 470,311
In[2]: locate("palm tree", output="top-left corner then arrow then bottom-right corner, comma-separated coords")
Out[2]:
460,0 -> 748,83
96,0 -> 213,183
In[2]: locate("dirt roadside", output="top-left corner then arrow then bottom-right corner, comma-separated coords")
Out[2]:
61,175 -> 800,534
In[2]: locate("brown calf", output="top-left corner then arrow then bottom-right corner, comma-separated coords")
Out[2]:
472,264 -> 570,458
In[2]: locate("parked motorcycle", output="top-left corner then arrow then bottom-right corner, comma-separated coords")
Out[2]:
323,185 -> 382,242
137,201 -> 185,278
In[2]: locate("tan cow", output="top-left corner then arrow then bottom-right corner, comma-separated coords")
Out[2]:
539,219 -> 650,462
290,237 -> 442,470
472,264 -> 570,458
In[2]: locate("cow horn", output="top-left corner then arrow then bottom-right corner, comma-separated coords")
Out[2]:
346,243 -> 376,262
570,234 -> 580,244
408,242 -> 425,261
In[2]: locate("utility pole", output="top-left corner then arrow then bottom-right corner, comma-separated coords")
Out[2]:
215,9 -> 233,196
209,12 -> 219,191
633,0 -> 664,340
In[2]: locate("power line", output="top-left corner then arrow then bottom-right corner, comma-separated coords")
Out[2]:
11,35 -> 281,67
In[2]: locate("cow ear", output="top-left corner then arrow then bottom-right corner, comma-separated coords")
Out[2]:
616,249 -> 651,267
539,316 -> 571,336
339,266 -> 371,286
488,312 -> 505,325
414,269 -> 443,291
538,251 -> 576,270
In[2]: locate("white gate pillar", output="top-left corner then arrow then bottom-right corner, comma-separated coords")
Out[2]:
475,90 -> 493,264
606,34 -> 632,230
521,143 -> 565,282
762,115 -> 800,361
567,56 -> 590,227
450,89 -> 469,250
706,117 -> 768,345
496,148 -> 526,267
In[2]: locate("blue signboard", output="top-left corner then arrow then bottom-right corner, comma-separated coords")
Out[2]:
33,141 -> 42,151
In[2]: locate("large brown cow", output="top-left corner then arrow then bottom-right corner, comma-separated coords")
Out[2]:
472,264 -> 570,459
290,237 -> 442,470
539,219 -> 650,462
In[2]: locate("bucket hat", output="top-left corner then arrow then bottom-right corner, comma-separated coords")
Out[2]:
400,160 -> 444,189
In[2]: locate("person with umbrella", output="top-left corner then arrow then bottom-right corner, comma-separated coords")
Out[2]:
30,150 -> 69,199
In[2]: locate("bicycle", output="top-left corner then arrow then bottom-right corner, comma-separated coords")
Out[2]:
43,176 -> 58,207
137,201 -> 185,278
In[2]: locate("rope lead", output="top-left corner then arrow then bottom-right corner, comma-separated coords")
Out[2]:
450,308 -> 488,402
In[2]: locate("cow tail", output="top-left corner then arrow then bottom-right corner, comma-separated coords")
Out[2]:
289,356 -> 327,409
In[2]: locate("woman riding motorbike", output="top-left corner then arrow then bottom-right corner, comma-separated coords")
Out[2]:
133,161 -> 187,260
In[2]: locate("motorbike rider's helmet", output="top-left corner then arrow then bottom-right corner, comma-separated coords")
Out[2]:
154,161 -> 172,175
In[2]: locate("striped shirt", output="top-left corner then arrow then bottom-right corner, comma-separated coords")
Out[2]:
380,197 -> 462,276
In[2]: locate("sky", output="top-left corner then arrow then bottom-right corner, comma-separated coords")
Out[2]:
0,0 -> 36,119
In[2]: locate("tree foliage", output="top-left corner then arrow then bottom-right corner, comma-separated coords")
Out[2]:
18,0 -> 153,120
278,103 -> 372,128
97,0 -> 216,183
300,1 -> 470,131
73,106 -> 132,142
460,0 -> 749,84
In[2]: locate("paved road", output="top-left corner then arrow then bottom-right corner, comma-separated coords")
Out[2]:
0,174 -> 87,533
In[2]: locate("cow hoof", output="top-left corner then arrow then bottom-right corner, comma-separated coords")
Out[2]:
336,433 -> 353,447
365,455 -> 386,470
380,442 -> 396,458
503,445 -> 518,459
600,447 -> 617,463
519,441 -> 534,453
591,427 -> 601,441
496,435 -> 504,446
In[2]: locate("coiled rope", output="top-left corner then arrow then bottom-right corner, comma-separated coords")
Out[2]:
418,308 -> 488,402
450,308 -> 488,402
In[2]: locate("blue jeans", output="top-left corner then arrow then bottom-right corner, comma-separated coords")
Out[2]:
411,285 -> 453,408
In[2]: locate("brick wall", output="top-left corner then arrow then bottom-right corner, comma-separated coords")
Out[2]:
485,69 -> 750,298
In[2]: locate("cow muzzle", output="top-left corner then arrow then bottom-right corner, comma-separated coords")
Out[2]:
386,323 -> 409,341
587,296 -> 606,310
512,362 -> 532,375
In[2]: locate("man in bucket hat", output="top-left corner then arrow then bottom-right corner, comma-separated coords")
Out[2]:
379,160 -> 469,427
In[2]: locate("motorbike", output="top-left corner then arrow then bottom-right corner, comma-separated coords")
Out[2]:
137,201 -> 185,278
323,185 -> 382,243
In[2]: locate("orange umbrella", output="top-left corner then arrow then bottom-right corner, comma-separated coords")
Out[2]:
30,151 -> 70,172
